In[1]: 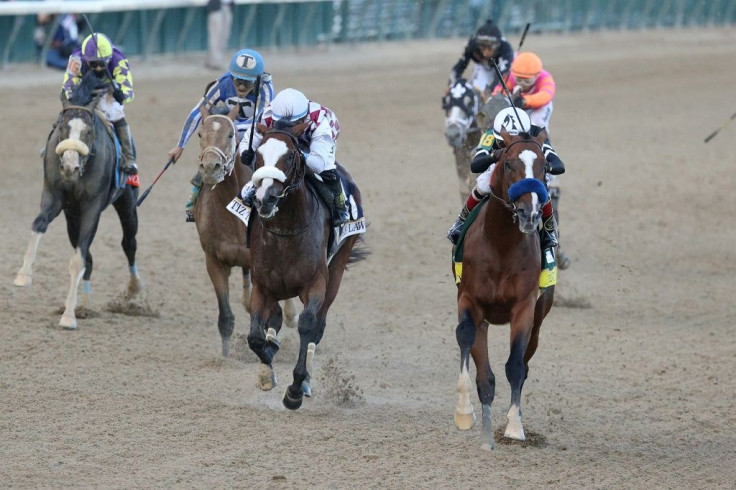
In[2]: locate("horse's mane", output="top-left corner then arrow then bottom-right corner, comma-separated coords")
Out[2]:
70,72 -> 107,106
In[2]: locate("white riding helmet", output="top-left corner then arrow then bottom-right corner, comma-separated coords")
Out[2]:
492,107 -> 531,142
270,88 -> 309,124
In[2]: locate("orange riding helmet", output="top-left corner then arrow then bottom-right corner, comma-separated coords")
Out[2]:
511,52 -> 543,79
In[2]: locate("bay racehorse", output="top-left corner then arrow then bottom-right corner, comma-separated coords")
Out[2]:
14,72 -> 142,329
443,78 -> 480,202
453,128 -> 555,450
194,102 -> 297,357
247,122 -> 367,410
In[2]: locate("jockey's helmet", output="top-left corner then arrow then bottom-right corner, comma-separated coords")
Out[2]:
511,52 -> 543,79
492,107 -> 531,142
82,33 -> 113,76
270,88 -> 309,126
473,19 -> 502,53
229,49 -> 264,82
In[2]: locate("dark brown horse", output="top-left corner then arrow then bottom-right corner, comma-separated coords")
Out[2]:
247,122 -> 367,410
194,103 -> 297,358
453,128 -> 555,450
14,72 -> 142,329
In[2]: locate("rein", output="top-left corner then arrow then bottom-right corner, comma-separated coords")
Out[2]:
198,115 -> 237,184
487,137 -> 545,217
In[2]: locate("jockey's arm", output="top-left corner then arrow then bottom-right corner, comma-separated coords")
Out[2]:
520,72 -> 555,109
304,134 -> 335,174
111,58 -> 134,103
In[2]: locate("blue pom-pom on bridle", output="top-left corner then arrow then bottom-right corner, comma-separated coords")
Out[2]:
507,178 -> 549,203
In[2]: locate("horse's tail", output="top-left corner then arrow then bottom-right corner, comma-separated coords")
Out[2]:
346,235 -> 370,269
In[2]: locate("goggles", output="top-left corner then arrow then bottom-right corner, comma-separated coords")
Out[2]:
88,60 -> 106,70
515,76 -> 537,89
231,77 -> 255,91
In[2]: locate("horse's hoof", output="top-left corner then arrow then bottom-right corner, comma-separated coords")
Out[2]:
221,338 -> 230,358
256,364 -> 276,391
504,425 -> 525,441
13,274 -> 31,287
59,315 -> 77,330
302,376 -> 312,398
454,410 -> 476,430
480,442 -> 495,452
283,386 -> 303,410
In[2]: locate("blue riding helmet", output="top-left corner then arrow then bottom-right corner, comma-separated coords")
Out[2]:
229,49 -> 264,81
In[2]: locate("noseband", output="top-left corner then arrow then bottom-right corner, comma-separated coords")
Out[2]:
198,115 -> 237,184
487,137 -> 548,219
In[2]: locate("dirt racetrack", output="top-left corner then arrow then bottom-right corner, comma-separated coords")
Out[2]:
1,28 -> 735,488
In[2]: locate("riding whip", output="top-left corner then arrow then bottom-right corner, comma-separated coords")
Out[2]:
136,157 -> 174,207
246,75 -> 262,157
517,23 -> 531,52
490,58 -> 528,132
704,111 -> 736,143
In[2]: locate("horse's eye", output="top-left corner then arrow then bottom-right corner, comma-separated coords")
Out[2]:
229,131 -> 234,139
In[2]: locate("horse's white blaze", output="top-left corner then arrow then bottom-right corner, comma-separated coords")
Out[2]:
259,138 -> 289,167
519,148 -> 541,208
446,106 -> 470,129
57,118 -> 89,174
454,365 -> 476,430
210,120 -> 222,132
255,177 -> 274,202
14,231 -> 44,287
59,248 -> 85,329
504,404 -> 525,440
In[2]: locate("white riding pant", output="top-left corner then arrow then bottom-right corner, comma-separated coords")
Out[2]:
527,101 -> 553,135
98,96 -> 125,123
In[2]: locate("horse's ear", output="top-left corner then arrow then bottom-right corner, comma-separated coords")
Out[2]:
226,103 -> 239,121
199,101 -> 210,121
533,127 -> 548,146
256,122 -> 268,135
500,127 -> 512,143
292,121 -> 311,137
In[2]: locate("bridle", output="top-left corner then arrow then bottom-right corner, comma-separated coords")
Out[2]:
198,114 -> 237,184
487,137 -> 546,220
55,105 -> 97,177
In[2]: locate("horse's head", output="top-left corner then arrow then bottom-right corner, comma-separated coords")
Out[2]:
494,128 -> 549,234
55,73 -> 106,181
443,79 -> 479,148
250,122 -> 308,219
197,103 -> 239,186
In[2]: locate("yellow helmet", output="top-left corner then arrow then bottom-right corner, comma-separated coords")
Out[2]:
511,52 -> 543,79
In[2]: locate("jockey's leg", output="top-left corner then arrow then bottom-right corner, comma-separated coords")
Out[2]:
184,172 -> 203,223
550,185 -> 571,269
113,119 -> 138,175
319,169 -> 349,227
447,164 -> 494,244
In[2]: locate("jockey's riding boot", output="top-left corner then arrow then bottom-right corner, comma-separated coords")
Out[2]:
320,170 -> 349,227
447,204 -> 470,245
184,173 -> 203,223
539,213 -> 559,259
543,138 -> 565,175
113,119 -> 138,175
550,187 -> 571,269
240,181 -> 256,207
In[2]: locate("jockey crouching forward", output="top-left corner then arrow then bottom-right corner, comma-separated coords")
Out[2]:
447,107 -> 566,264
63,33 -> 137,174
166,49 -> 275,222
238,88 -> 349,227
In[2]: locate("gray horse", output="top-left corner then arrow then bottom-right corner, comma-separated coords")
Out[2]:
14,72 -> 142,329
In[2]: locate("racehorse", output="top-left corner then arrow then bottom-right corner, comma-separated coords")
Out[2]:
453,128 -> 555,450
194,102 -> 297,357
443,78 -> 481,202
14,72 -> 142,329
247,122 -> 367,410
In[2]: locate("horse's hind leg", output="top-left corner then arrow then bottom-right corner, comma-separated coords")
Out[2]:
14,191 -> 64,287
205,255 -> 234,358
113,186 -> 142,296
64,210 -> 93,307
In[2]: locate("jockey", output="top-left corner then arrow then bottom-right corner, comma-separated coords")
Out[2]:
447,107 -> 566,264
63,33 -> 137,174
447,19 -> 514,101
167,49 -> 274,222
497,51 -> 571,268
238,88 -> 349,227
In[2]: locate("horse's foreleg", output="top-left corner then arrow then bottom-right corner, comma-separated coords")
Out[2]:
205,255 -> 233,358
15,192 -> 63,287
14,232 -> 44,287
283,296 -> 324,411
470,322 -> 495,451
248,288 -> 277,390
504,298 -> 536,441
59,248 -> 85,329
454,308 -> 477,432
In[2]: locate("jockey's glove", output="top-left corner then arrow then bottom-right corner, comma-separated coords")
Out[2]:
241,149 -> 255,166
112,86 -> 125,104
512,95 -> 526,109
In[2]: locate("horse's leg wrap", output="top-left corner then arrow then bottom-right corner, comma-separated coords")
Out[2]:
114,119 -> 138,175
